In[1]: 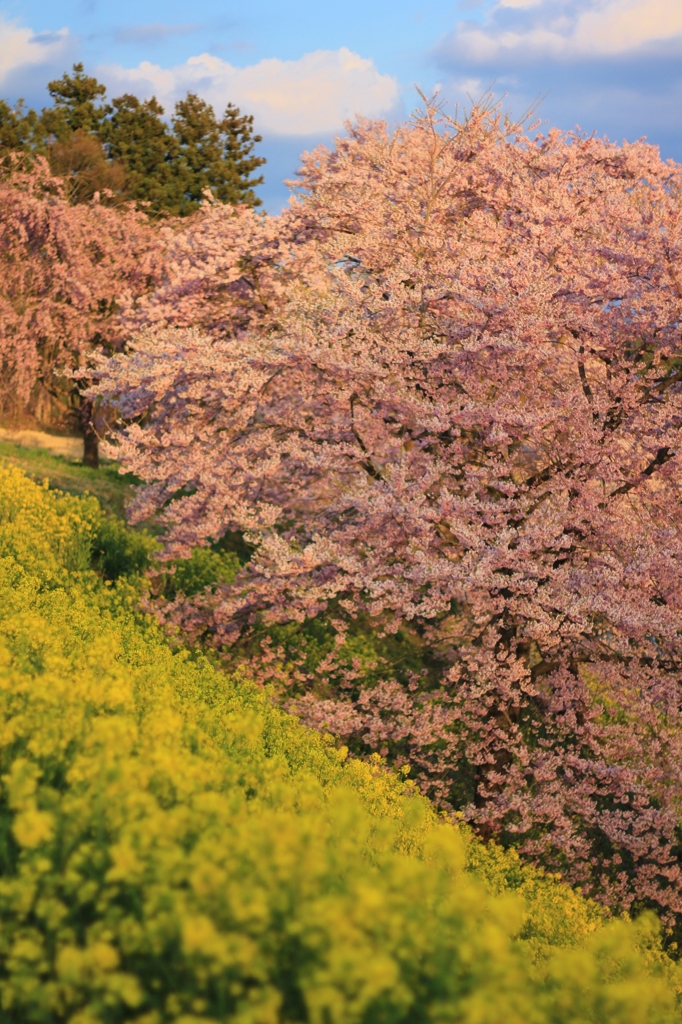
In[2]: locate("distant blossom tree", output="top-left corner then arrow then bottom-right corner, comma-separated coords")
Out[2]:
0,155 -> 162,463
91,98 -> 682,927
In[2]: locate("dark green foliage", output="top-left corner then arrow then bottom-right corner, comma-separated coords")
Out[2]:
0,99 -> 48,154
221,101 -> 267,204
104,94 -> 178,214
247,611 -> 439,698
44,62 -> 110,139
0,64 -> 265,213
88,508 -> 240,593
171,93 -> 265,212
90,515 -> 158,581
160,545 -> 242,600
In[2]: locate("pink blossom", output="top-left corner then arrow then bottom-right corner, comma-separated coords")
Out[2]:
92,98 -> 682,925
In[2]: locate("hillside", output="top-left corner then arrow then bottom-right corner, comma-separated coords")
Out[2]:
0,461 -> 679,1021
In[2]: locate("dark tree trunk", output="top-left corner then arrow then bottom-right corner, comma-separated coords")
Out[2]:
79,397 -> 99,468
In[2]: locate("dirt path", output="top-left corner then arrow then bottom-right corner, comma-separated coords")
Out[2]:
0,427 -> 83,460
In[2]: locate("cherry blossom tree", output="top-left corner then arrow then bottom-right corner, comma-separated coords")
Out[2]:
91,98 -> 682,927
0,154 -> 161,463
121,195 -> 298,340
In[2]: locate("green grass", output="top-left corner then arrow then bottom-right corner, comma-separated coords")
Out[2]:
0,440 -> 139,521
0,440 -> 239,590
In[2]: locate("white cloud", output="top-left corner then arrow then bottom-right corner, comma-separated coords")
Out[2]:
0,17 -> 71,87
452,0 -> 682,60
98,48 -> 401,135
573,0 -> 682,55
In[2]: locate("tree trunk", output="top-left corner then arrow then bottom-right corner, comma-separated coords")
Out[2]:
80,397 -> 99,468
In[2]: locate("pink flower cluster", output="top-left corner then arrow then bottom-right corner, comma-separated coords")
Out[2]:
0,154 -> 161,424
92,99 -> 682,925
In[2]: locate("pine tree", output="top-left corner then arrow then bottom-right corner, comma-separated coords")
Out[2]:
0,67 -> 266,214
105,95 -> 180,215
40,65 -> 126,205
0,99 -> 48,155
44,63 -> 110,139
218,102 -> 267,206
172,94 -> 265,213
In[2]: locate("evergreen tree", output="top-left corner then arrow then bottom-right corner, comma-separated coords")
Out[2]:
0,66 -> 266,214
172,93 -> 265,213
0,99 -> 48,155
0,73 -> 123,203
219,102 -> 267,206
44,63 -> 110,139
41,65 -> 125,204
106,95 -> 180,215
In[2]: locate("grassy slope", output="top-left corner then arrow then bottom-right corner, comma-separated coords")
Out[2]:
0,439 -> 140,522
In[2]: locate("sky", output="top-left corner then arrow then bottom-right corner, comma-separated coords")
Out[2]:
1,0 -> 681,211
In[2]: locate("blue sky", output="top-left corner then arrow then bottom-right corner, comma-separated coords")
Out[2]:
1,0 -> 681,210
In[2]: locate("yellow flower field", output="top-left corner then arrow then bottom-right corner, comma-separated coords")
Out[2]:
0,463 -> 679,1023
